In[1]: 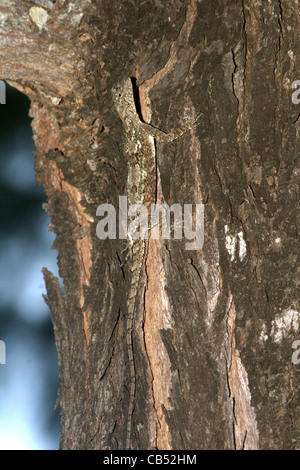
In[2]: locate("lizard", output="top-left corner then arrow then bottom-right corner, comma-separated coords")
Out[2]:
111,77 -> 199,450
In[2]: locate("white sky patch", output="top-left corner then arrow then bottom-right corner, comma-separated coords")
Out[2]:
238,231 -> 246,261
270,309 -> 299,343
0,336 -> 58,450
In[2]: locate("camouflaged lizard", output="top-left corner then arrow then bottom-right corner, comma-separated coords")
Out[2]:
112,77 -> 199,450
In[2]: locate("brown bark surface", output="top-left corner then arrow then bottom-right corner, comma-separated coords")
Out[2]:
1,0 -> 299,449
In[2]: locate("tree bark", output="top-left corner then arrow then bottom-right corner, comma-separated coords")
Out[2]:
1,0 -> 299,450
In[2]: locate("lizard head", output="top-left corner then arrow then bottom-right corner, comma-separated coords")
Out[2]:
112,78 -> 136,117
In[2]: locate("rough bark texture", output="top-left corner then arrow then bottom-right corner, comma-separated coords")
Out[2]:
1,0 -> 299,450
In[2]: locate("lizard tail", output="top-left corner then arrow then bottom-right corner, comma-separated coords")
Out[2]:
125,240 -> 144,450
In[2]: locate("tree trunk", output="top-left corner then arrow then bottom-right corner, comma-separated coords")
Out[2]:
1,0 -> 299,450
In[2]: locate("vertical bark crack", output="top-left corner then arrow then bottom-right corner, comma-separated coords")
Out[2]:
225,295 -> 260,450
